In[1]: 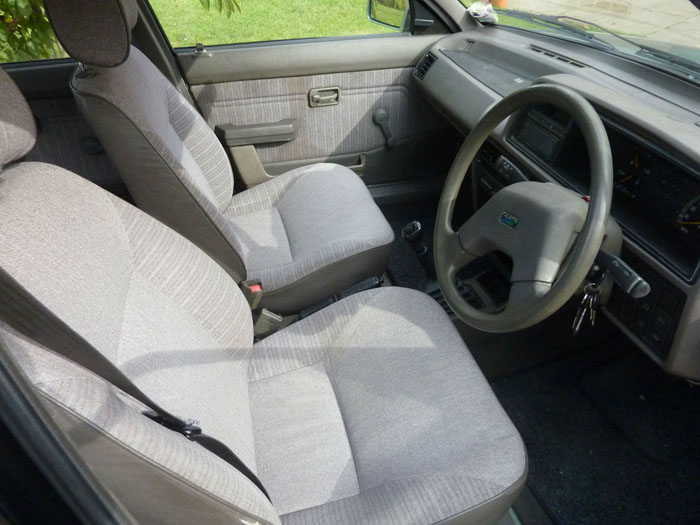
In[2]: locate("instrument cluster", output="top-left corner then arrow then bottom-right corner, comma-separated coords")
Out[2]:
509,106 -> 700,281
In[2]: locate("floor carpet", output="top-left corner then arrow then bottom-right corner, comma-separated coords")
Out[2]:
492,343 -> 700,524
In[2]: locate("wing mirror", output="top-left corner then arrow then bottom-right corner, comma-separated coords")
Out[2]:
367,0 -> 410,30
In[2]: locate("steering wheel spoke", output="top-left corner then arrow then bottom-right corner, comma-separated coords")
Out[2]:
438,229 -> 479,282
505,281 -> 553,312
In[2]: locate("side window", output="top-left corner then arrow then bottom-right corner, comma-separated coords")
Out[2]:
0,1 -> 66,63
149,0 -> 410,49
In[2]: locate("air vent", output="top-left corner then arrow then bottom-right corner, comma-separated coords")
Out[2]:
530,45 -> 585,68
414,52 -> 438,80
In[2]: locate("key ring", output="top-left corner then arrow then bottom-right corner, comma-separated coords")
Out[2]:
583,282 -> 599,295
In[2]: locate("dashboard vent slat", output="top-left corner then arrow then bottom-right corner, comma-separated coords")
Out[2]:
414,52 -> 438,80
530,45 -> 585,68
461,39 -> 475,51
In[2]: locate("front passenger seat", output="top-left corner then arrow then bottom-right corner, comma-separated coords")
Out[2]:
44,0 -> 394,314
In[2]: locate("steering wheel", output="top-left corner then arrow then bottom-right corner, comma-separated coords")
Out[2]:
434,84 -> 613,333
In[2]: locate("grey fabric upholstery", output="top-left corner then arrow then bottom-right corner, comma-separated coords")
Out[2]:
45,0 -> 137,67
0,164 -> 255,457
0,160 -> 526,523
0,67 -> 36,168
25,98 -> 122,191
192,68 -> 445,166
66,44 -> 393,311
251,287 -> 527,522
73,63 -> 249,281
225,163 -> 394,312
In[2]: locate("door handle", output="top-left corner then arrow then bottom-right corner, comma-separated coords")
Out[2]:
309,87 -> 340,107
312,93 -> 338,103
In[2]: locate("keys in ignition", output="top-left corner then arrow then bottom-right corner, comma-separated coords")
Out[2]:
588,283 -> 600,326
572,282 -> 601,335
572,294 -> 589,335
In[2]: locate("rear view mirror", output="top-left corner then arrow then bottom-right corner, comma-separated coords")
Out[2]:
367,0 -> 410,30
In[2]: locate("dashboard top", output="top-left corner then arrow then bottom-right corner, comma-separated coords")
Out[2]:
418,28 -> 700,168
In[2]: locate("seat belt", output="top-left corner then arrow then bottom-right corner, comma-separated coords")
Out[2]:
0,267 -> 271,502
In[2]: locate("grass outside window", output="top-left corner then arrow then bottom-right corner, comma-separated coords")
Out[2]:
150,0 -> 399,49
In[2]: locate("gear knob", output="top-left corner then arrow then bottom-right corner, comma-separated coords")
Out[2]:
402,221 -> 427,256
402,220 -> 422,241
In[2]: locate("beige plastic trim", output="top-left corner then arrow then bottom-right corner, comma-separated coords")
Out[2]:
177,34 -> 442,84
260,133 -> 450,184
228,147 -> 367,189
229,145 -> 274,188
42,396 -> 277,525
215,118 -> 299,147
260,243 -> 392,314
433,0 -> 480,31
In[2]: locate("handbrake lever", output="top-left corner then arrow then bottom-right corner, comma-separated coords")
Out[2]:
595,251 -> 650,298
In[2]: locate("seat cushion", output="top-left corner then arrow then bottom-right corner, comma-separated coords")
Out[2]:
224,164 -> 394,313
249,287 -> 527,524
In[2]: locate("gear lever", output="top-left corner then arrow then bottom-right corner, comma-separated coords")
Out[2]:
402,221 -> 434,280
402,221 -> 427,255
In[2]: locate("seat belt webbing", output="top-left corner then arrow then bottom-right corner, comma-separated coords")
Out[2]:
0,267 -> 270,501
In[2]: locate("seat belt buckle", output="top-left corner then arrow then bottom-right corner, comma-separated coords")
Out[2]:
254,308 -> 283,340
143,410 -> 202,439
240,279 -> 263,310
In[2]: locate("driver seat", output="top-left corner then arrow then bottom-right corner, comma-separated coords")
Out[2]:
0,67 -> 526,523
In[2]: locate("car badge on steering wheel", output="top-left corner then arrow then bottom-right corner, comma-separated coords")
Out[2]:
500,212 -> 520,229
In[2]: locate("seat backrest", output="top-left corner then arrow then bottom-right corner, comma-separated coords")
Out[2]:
45,0 -> 248,281
0,65 -> 277,524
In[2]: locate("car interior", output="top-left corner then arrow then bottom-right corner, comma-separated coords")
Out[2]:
0,0 -> 699,523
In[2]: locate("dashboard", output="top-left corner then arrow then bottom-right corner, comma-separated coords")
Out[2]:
413,27 -> 700,380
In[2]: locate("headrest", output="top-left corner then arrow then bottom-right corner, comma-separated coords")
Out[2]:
0,67 -> 36,169
45,0 -> 138,68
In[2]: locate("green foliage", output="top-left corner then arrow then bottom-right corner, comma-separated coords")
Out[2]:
0,0 -> 63,62
199,0 -> 241,18
0,0 -> 244,63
